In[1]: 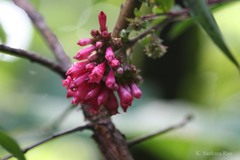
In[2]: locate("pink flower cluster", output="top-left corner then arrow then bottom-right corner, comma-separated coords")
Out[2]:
62,11 -> 142,115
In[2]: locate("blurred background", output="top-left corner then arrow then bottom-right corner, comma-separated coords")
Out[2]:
0,0 -> 240,159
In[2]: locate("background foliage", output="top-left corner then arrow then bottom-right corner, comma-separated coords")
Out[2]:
0,0 -> 240,159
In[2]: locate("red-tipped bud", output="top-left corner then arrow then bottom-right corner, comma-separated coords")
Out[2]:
98,11 -> 107,32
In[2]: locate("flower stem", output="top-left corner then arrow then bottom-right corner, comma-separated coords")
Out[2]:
112,0 -> 142,38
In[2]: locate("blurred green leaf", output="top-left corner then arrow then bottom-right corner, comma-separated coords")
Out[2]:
0,24 -> 7,43
0,130 -> 26,160
183,0 -> 240,69
134,8 -> 142,18
152,6 -> 163,14
155,0 -> 174,12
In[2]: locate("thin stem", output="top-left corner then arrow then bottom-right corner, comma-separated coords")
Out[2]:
128,18 -> 171,46
112,0 -> 142,38
12,0 -> 71,71
128,114 -> 193,147
2,124 -> 92,160
0,44 -> 66,77
141,9 -> 189,21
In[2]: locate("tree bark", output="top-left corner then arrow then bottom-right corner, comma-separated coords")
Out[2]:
83,106 -> 133,160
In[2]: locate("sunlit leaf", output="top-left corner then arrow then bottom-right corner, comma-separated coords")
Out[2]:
0,130 -> 26,160
183,0 -> 240,69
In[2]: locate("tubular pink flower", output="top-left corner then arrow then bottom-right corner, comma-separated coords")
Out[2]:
66,62 -> 87,77
72,72 -> 89,87
105,70 -> 116,89
130,83 -> 142,99
105,91 -> 119,115
84,85 -> 102,101
123,84 -> 131,93
74,45 -> 96,60
98,11 -> 107,32
97,87 -> 109,105
76,83 -> 93,104
88,62 -> 106,83
105,47 -> 115,62
110,59 -> 120,68
118,85 -> 133,112
77,38 -> 92,46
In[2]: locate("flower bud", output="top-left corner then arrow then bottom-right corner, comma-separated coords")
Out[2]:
77,38 -> 92,46
105,47 -> 115,62
98,11 -> 107,32
130,83 -> 142,99
74,45 -> 96,60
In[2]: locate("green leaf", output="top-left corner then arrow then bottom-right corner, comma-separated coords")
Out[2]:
155,0 -> 174,12
0,24 -> 7,43
0,130 -> 26,160
183,0 -> 239,69
134,8 -> 141,18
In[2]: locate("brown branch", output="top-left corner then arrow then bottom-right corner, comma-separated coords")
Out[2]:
0,44 -> 66,77
128,114 -> 193,147
82,105 -> 134,160
112,0 -> 142,38
12,0 -> 71,71
2,124 -> 92,160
